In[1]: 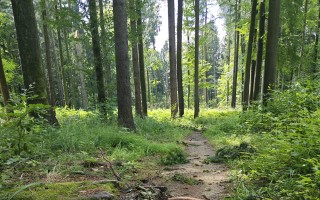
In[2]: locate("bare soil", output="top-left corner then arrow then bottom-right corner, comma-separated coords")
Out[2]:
159,132 -> 230,200
120,132 -> 230,200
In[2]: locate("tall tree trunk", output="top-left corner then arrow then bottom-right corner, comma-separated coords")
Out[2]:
137,0 -> 148,116
70,72 -> 78,108
168,0 -> 178,118
147,68 -> 151,103
99,0 -> 111,95
240,34 -> 246,102
55,0 -> 67,107
253,0 -> 265,101
89,0 -> 106,115
129,0 -> 142,117
187,34 -> 191,109
226,38 -> 231,106
0,51 -> 10,107
243,0 -> 258,110
177,0 -> 184,117
63,31 -> 71,106
11,0 -> 58,124
41,0 -> 56,107
313,0 -> 320,77
165,66 -> 169,108
263,0 -> 280,105
113,0 -> 135,130
194,0 -> 200,118
231,0 -> 240,108
250,60 -> 256,102
299,0 -> 308,78
204,3 -> 209,107
75,31 -> 88,109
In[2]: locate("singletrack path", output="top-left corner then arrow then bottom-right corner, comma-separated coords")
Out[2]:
162,132 -> 229,200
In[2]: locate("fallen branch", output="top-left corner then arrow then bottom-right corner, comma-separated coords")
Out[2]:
98,148 -> 122,181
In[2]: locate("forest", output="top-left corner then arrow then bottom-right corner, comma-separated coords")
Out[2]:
0,0 -> 320,199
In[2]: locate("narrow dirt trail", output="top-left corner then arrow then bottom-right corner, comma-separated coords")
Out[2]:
161,132 -> 229,200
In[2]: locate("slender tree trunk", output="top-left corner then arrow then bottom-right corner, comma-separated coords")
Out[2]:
0,52 -> 10,107
70,71 -> 78,108
204,2 -> 209,107
168,0 -> 178,118
50,29 -> 63,106
250,60 -> 256,102
99,0 -> 111,95
63,30 -> 71,106
147,68 -> 151,103
243,0 -> 258,110
75,31 -> 88,109
55,0 -> 67,107
253,0 -> 265,101
113,0 -> 135,130
137,0 -> 147,116
299,0 -> 308,78
165,66 -> 169,108
226,38 -> 231,106
187,34 -> 191,109
89,0 -> 106,115
11,0 -> 58,124
312,0 -> 320,77
177,0 -> 184,117
129,0 -> 142,117
188,69 -> 190,109
263,0 -> 280,105
194,0 -> 200,118
231,0 -> 240,108
41,0 -> 56,107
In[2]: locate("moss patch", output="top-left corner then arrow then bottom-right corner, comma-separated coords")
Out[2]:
0,181 -> 118,200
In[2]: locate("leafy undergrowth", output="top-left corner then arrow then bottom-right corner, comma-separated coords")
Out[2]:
0,108 -> 192,199
201,83 -> 320,199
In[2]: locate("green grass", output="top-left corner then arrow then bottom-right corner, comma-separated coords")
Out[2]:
0,108 -> 192,199
3,104 -> 318,200
0,181 -> 118,200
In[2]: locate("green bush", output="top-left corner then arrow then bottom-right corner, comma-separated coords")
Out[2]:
230,84 -> 320,199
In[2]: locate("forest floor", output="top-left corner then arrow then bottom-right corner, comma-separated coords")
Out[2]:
120,132 -> 230,200
0,109 -> 234,200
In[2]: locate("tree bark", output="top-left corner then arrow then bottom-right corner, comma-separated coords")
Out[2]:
194,0 -> 200,118
55,0 -> 67,107
231,0 -> 240,108
0,51 -> 10,107
243,0 -> 258,110
168,0 -> 178,118
299,0 -> 308,77
137,0 -> 148,116
41,0 -> 56,107
253,0 -> 265,101
113,0 -> 135,130
99,0 -> 111,94
226,38 -> 231,106
250,60 -> 256,102
75,31 -> 88,109
11,0 -> 58,124
177,0 -> 184,117
129,0 -> 142,117
312,0 -> 320,77
263,0 -> 280,105
89,0 -> 106,115
147,68 -> 151,103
